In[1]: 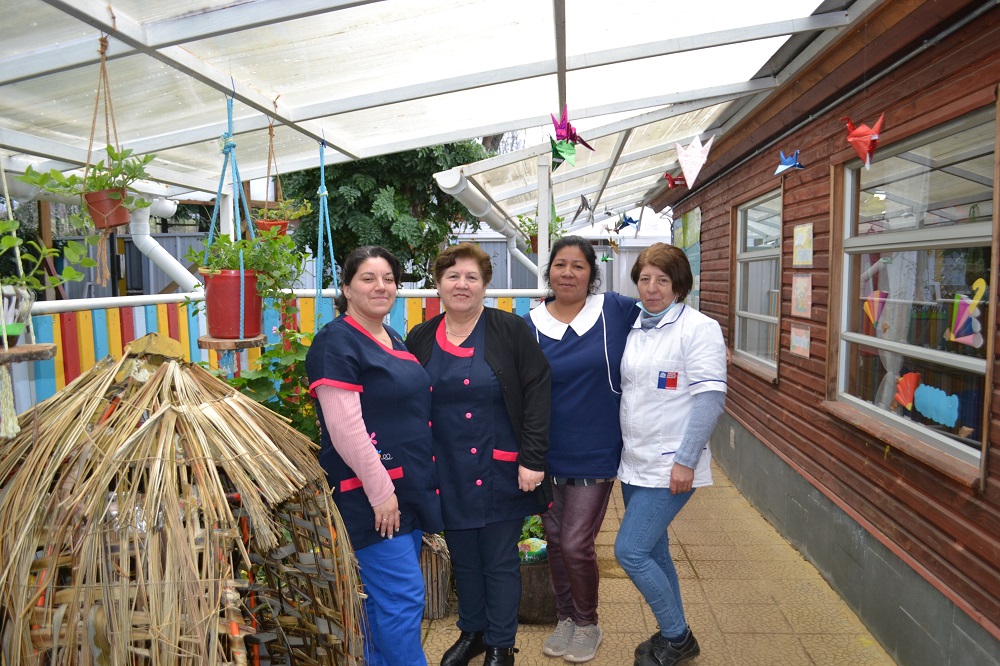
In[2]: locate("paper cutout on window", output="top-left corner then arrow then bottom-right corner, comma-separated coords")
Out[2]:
774,150 -> 805,175
864,290 -> 888,326
675,135 -> 714,187
913,384 -> 959,428
842,113 -> 885,170
943,278 -> 986,348
893,372 -> 921,411
663,173 -> 686,189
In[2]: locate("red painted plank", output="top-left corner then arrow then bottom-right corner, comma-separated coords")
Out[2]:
58,312 -> 81,382
167,303 -> 180,340
425,297 -> 441,319
120,307 -> 135,345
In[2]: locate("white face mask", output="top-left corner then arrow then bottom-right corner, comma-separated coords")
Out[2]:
637,300 -> 677,316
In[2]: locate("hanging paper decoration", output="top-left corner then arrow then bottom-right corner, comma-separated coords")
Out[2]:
943,278 -> 986,348
601,248 -> 613,262
863,290 -> 888,326
842,113 -> 885,169
571,195 -> 594,225
914,384 -> 959,428
663,173 -> 686,189
675,135 -> 714,187
774,150 -> 805,175
615,214 -> 638,233
608,238 -> 619,254
893,372 -> 921,411
549,106 -> 593,171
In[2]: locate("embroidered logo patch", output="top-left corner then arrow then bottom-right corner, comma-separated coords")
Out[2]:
657,371 -> 678,390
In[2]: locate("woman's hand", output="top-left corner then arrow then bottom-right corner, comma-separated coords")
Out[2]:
372,493 -> 400,538
670,463 -> 695,494
518,465 -> 544,492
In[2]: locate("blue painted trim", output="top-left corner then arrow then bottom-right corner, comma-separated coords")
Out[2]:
187,305 -> 201,362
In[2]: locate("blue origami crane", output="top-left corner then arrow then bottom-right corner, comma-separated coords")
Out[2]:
615,214 -> 638,233
774,150 -> 806,175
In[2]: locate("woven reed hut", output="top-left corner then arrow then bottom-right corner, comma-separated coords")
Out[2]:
0,333 -> 364,665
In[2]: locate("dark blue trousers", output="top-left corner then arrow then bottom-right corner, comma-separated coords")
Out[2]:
444,517 -> 522,647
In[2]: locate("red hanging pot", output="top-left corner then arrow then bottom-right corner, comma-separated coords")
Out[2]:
84,188 -> 131,229
201,269 -> 263,339
254,219 -> 289,236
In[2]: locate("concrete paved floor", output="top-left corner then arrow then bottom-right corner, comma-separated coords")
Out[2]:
421,461 -> 895,665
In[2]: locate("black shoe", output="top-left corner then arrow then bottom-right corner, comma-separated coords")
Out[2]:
483,646 -> 518,666
440,630 -> 486,666
635,629 -> 699,666
634,631 -> 661,658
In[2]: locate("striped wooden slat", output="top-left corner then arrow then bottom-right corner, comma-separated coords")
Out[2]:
91,309 -> 110,361
58,312 -> 81,383
425,298 -> 441,320
403,297 -> 420,333
164,303 -> 179,340
177,304 -> 192,362
120,306 -> 136,346
515,297 -> 531,316
77,310 -> 96,371
133,307 -> 147,340
107,308 -> 124,359
145,305 -> 159,334
497,297 -> 513,313
316,296 -> 335,330
297,298 -> 314,335
31,315 -> 57,401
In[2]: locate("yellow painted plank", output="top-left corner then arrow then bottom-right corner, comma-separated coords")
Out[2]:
177,304 -> 191,361
299,298 -> 315,334
406,297 -> 423,332
497,297 -> 513,313
52,316 -> 66,390
247,346 -> 261,368
77,310 -> 96,371
209,349 -> 219,370
156,304 -> 169,339
107,308 -> 124,360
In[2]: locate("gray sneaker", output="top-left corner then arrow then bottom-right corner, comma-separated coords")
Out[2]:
563,623 -> 603,663
543,618 -> 576,657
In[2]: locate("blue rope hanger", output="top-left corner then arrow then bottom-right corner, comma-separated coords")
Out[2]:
315,139 -> 339,329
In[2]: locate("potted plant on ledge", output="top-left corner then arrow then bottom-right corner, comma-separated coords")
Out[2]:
187,227 -> 306,340
18,145 -> 156,231
254,198 -> 312,237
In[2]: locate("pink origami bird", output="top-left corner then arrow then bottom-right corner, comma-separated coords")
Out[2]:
663,173 -> 686,189
675,135 -> 714,187
842,113 -> 885,169
551,105 -> 594,151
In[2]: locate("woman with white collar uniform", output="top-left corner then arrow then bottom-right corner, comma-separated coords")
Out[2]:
615,243 -> 727,666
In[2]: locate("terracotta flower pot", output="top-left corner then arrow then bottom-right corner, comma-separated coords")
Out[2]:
201,269 -> 263,339
255,219 -> 289,236
84,188 -> 131,229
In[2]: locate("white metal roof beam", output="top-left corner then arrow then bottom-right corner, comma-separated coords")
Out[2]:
509,167 -> 667,217
553,0 -> 567,112
590,129 -> 633,217
34,0 -> 359,159
0,0 -> 389,86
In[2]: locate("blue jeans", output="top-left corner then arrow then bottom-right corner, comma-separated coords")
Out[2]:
614,484 -> 694,638
354,530 -> 427,666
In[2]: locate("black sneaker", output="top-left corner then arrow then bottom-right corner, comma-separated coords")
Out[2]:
635,629 -> 700,666
634,631 -> 661,658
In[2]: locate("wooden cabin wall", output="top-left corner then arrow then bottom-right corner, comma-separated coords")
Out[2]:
679,4 -> 1000,634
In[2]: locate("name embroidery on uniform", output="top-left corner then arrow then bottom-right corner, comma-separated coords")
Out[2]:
657,371 -> 678,390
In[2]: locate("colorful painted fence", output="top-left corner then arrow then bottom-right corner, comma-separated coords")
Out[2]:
17,294 -> 538,411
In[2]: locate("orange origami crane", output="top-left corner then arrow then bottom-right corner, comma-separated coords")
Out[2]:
842,113 -> 885,169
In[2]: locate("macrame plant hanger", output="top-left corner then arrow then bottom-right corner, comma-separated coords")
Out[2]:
200,95 -> 257,376
314,139 -> 339,330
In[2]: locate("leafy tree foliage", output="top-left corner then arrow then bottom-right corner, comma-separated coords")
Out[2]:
283,141 -> 489,286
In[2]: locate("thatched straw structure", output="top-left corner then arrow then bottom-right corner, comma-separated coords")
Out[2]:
0,334 -> 364,665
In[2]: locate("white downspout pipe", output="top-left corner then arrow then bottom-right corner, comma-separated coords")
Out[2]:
435,168 -> 538,276
130,200 -> 202,292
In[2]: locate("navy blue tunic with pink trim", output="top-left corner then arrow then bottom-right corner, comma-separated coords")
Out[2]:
424,317 -> 542,529
305,314 -> 443,550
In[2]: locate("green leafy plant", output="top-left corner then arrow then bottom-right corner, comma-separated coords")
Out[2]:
255,198 -> 312,221
0,219 -> 98,291
521,514 -> 545,541
186,226 -> 306,319
516,212 -> 565,246
226,326 -> 319,443
17,145 -> 156,229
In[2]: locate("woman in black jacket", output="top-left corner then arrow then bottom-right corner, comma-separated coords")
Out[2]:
407,243 -> 551,666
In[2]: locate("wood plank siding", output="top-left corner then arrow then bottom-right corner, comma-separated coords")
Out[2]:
656,1 -> 1000,635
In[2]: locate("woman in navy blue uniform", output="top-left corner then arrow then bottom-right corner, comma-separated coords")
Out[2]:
406,243 -> 551,666
524,236 -> 638,663
305,246 -> 443,666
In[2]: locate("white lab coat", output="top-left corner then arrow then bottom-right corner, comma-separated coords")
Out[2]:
618,303 -> 727,488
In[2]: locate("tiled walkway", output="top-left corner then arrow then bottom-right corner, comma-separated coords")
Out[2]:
422,462 -> 895,665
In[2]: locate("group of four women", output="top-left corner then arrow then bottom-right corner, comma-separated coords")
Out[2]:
305,237 -> 727,666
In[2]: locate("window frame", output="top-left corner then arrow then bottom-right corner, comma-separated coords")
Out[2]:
830,106 -> 998,479
732,188 -> 783,380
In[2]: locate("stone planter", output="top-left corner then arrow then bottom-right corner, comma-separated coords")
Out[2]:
518,560 -> 556,624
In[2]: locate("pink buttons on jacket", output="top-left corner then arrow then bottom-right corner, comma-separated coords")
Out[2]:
428,421 -> 433,427
465,412 -> 472,419
470,448 -> 477,454
432,455 -> 436,462
476,480 -> 483,486
464,379 -> 470,385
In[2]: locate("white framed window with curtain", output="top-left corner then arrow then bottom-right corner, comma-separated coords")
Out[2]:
838,108 -> 994,466
735,190 -> 782,373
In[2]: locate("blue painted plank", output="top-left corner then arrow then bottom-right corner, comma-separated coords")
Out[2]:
515,297 -> 531,316
92,309 -> 110,360
31,316 -> 56,402
144,305 -> 158,333
389,298 -> 405,334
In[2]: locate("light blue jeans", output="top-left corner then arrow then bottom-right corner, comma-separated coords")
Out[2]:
614,483 -> 694,639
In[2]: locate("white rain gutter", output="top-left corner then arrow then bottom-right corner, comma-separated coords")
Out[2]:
130,200 -> 202,293
434,168 -> 538,276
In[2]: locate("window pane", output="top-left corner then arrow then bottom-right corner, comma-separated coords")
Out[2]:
737,317 -> 777,363
739,258 -> 780,317
855,116 -> 994,235
741,193 -> 781,252
845,341 -> 985,448
848,247 -> 991,362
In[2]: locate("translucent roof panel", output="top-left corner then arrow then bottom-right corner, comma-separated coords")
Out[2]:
2,0 -> 843,210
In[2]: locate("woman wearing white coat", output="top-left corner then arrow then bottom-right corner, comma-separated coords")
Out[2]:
614,243 -> 727,666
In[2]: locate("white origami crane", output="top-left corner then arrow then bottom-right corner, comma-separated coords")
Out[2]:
675,135 -> 715,187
